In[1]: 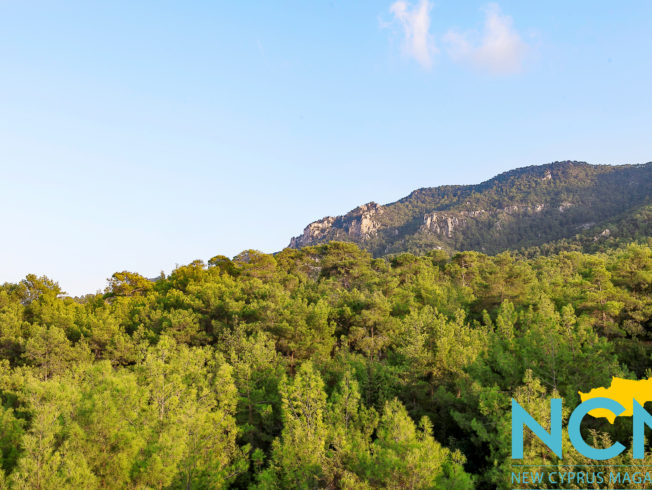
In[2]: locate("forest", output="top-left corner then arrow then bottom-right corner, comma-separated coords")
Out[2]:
0,240 -> 651,489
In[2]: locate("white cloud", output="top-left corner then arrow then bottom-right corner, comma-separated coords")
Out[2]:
444,3 -> 528,75
389,0 -> 437,69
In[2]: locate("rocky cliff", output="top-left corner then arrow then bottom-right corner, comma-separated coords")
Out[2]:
290,202 -> 384,248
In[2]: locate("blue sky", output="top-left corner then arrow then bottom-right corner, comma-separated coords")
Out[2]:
1,1 -> 651,295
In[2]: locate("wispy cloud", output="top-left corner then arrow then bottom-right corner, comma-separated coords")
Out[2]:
443,3 -> 529,75
388,0 -> 437,69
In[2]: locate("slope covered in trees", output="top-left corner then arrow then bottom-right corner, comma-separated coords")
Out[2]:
1,241 -> 651,488
289,161 -> 652,257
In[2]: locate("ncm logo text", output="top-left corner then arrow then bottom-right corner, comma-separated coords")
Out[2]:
512,397 -> 652,460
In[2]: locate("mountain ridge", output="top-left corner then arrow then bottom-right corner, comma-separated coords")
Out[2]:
288,161 -> 652,256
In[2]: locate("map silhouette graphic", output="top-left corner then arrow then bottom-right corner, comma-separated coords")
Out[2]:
579,377 -> 652,424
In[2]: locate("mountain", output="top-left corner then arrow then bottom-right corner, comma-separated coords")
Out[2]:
288,161 -> 652,256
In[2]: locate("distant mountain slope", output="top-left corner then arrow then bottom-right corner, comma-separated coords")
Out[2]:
288,161 -> 652,256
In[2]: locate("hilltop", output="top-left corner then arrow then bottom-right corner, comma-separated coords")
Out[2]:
288,161 -> 652,256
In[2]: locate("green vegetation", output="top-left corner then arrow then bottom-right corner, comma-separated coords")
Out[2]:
0,240 -> 651,488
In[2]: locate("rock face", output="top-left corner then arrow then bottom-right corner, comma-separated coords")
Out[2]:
559,201 -> 573,212
420,204 -> 549,238
595,228 -> 611,240
421,210 -> 485,237
286,161 -> 652,256
347,202 -> 383,238
289,202 -> 383,249
289,217 -> 336,249
501,204 -> 545,214
422,214 -> 463,238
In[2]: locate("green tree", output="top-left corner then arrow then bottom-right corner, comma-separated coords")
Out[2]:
260,361 -> 328,489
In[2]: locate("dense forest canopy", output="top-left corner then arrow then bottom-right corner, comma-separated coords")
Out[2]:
1,240 -> 651,488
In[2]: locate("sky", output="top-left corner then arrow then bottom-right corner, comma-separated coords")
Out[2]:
1,1 -> 651,295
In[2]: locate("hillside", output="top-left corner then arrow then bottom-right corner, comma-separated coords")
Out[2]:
288,161 -> 652,256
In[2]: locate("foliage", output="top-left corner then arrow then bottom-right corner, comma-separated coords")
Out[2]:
0,239 -> 651,488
